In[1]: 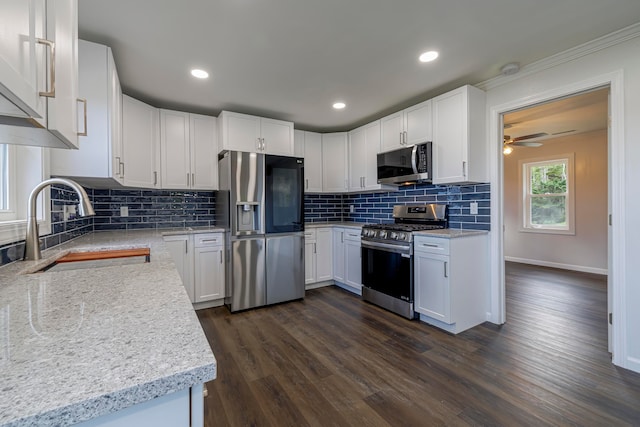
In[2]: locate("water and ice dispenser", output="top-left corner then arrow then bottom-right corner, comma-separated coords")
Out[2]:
236,202 -> 261,233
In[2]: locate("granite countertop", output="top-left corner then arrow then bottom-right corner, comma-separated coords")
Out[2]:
0,230 -> 218,427
305,222 -> 365,229
414,229 -> 489,238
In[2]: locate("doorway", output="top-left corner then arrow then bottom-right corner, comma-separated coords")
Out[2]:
501,87 -> 610,350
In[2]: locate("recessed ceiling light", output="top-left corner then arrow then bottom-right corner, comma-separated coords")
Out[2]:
333,102 -> 346,110
419,51 -> 439,63
190,69 -> 209,79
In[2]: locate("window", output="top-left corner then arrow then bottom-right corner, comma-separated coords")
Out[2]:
0,144 -> 50,245
0,144 -> 14,217
0,144 -> 7,209
521,154 -> 575,234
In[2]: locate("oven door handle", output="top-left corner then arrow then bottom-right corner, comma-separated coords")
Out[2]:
362,240 -> 411,256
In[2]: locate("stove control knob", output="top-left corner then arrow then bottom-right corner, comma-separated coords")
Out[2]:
390,232 -> 398,240
379,230 -> 387,239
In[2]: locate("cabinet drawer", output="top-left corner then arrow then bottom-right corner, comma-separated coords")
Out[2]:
343,229 -> 362,242
414,236 -> 449,255
194,233 -> 224,248
304,229 -> 316,241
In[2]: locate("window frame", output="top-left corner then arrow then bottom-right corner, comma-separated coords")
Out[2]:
519,153 -> 575,235
0,144 -> 16,218
0,145 -> 50,246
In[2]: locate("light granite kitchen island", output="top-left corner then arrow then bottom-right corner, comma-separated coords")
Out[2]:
0,230 -> 217,427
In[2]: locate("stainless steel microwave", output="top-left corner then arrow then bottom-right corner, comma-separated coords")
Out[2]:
377,142 -> 432,184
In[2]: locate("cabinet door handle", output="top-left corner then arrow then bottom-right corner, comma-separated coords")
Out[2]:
115,157 -> 121,176
153,171 -> 157,185
120,161 -> 125,177
313,243 -> 317,254
256,138 -> 262,150
403,131 -> 407,145
341,231 -> 344,243
305,178 -> 309,190
462,161 -> 467,177
262,138 -> 266,150
77,98 -> 88,136
422,243 -> 439,248
444,261 -> 448,278
191,173 -> 195,187
399,132 -> 403,145
37,38 -> 55,97
185,240 -> 188,254
187,172 -> 190,186
220,250 -> 223,264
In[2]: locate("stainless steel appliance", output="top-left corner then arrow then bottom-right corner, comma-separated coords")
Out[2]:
361,204 -> 448,319
377,142 -> 432,184
218,151 -> 305,312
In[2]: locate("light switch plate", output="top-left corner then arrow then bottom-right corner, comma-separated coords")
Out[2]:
470,202 -> 479,215
120,206 -> 129,217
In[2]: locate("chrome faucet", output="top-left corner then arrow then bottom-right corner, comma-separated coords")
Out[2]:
23,178 -> 95,261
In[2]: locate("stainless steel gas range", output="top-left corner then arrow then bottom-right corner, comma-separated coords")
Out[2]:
360,204 -> 448,319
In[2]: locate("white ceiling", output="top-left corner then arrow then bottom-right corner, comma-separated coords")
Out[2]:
504,87 -> 609,145
78,1 -> 640,132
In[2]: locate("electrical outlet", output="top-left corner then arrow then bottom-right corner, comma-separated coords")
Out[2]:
120,206 -> 129,217
64,205 -> 76,220
349,205 -> 355,213
470,202 -> 479,215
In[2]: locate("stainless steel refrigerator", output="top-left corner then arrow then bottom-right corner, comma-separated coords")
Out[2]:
217,151 -> 305,312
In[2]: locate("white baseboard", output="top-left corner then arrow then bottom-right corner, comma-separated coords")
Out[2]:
504,256 -> 607,275
305,280 -> 334,290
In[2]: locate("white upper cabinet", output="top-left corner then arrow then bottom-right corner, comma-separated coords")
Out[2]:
293,129 -> 305,157
432,85 -> 487,184
218,110 -> 293,155
0,0 -> 80,149
51,40 -> 122,182
348,120 -> 396,192
122,95 -> 161,188
379,99 -> 432,153
295,130 -> 322,193
322,132 -> 348,193
189,114 -> 218,190
160,110 -> 218,190
0,0 -> 46,119
45,0 -> 79,148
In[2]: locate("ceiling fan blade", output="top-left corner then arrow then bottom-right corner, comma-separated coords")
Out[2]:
511,141 -> 543,147
512,132 -> 548,142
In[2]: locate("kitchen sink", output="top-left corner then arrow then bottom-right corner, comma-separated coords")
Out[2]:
34,248 -> 150,273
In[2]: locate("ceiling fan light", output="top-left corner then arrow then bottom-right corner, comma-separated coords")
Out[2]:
503,145 -> 514,155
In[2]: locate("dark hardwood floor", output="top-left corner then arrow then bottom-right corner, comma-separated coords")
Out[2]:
197,262 -> 640,426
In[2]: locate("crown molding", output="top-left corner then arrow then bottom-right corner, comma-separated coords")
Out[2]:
476,22 -> 640,91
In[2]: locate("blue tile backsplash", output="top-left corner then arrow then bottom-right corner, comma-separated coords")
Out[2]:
2,181 -> 488,267
306,182 -> 491,230
92,188 -> 216,231
0,186 -> 216,267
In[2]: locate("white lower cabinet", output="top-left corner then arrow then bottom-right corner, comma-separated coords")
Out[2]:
332,227 -> 361,294
414,233 -> 489,334
304,228 -> 333,287
164,233 -> 225,306
75,385 -> 204,427
304,230 -> 317,285
344,231 -> 362,291
193,233 -> 225,302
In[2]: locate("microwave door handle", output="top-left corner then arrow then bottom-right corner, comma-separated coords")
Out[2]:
411,145 -> 419,175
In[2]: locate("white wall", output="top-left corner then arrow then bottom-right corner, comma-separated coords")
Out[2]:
504,130 -> 608,273
483,30 -> 640,372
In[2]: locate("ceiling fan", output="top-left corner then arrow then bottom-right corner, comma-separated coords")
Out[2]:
503,132 -> 547,155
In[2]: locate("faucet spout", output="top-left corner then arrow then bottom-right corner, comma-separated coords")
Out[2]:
23,178 -> 95,261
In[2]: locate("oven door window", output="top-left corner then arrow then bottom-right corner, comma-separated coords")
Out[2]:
361,246 -> 413,301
